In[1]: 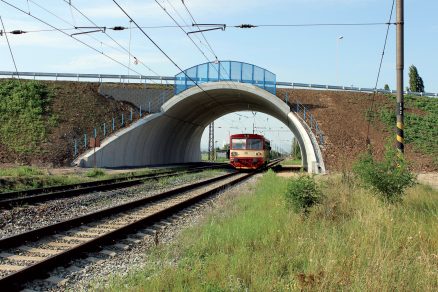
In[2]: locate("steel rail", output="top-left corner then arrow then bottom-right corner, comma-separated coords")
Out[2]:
0,160 -> 281,290
0,164 -> 231,209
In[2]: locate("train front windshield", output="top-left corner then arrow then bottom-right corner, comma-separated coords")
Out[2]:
231,138 -> 263,150
247,139 -> 263,150
231,139 -> 246,149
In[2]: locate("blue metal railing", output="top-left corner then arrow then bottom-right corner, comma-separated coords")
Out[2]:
72,106 -> 150,159
174,61 -> 276,95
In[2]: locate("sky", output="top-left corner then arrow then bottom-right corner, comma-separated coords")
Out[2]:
1,0 -> 436,153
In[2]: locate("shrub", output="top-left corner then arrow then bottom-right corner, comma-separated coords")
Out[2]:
353,145 -> 415,203
285,175 -> 323,214
86,168 -> 106,178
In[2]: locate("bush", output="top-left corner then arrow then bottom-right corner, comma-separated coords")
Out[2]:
86,168 -> 106,178
285,175 -> 323,214
353,146 -> 415,203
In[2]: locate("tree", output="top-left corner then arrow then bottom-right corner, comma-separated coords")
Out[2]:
408,65 -> 425,92
384,84 -> 390,91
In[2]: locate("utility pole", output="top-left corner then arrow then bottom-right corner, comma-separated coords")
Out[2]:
396,0 -> 404,153
208,122 -> 214,161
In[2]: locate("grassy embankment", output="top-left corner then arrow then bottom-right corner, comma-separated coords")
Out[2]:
378,94 -> 438,166
104,171 -> 437,291
0,80 -> 57,155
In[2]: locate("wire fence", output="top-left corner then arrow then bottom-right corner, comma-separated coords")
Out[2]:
282,93 -> 325,146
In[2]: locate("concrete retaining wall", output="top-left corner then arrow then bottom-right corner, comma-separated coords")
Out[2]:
98,84 -> 173,113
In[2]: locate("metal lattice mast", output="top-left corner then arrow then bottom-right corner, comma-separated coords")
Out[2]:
208,122 -> 214,161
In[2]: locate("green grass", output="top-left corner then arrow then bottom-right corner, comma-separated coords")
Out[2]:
0,166 -> 227,193
104,171 -> 438,291
85,168 -> 107,178
0,166 -> 152,193
0,166 -> 44,177
281,158 -> 302,166
0,79 -> 58,154
378,94 -> 438,165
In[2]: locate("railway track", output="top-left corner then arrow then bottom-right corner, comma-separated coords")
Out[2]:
0,163 -> 231,209
0,160 -> 281,290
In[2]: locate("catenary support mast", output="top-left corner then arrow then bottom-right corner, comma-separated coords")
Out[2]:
396,0 -> 404,153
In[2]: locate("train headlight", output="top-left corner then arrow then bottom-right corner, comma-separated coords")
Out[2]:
256,152 -> 261,156
231,152 -> 238,156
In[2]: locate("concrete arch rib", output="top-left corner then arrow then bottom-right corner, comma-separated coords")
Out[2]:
74,82 -> 325,174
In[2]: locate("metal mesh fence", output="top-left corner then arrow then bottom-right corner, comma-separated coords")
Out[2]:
174,61 -> 276,95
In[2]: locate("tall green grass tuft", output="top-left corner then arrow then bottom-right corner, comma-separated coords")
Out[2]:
0,166 -> 43,177
285,174 -> 323,214
85,168 -> 106,178
353,145 -> 415,203
104,171 -> 437,291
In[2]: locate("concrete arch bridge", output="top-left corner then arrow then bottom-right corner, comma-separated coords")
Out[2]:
74,61 -> 325,174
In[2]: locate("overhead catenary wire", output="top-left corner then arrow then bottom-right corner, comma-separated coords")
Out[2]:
156,0 -> 234,89
366,0 -> 396,146
180,0 -> 218,59
179,0 -> 233,82
0,16 -> 20,80
154,0 -> 211,66
0,0 -> 148,78
1,21 -> 392,35
163,0 -> 220,61
112,0 -> 235,124
62,0 -> 163,79
26,0 -> 137,59
233,22 -> 393,28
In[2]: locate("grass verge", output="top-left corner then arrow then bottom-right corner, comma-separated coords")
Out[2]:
104,171 -> 437,291
0,166 -> 154,193
281,158 -> 302,166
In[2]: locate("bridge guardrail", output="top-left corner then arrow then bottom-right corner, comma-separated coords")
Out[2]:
2,71 -> 435,98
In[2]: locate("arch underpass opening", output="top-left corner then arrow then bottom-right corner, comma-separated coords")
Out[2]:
200,111 -> 300,164
75,81 -> 324,173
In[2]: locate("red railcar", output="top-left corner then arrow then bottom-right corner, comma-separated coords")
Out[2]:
229,134 -> 271,170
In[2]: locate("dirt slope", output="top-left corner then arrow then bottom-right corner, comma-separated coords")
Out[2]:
278,88 -> 436,172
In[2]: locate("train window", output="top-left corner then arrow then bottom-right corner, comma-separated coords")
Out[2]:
231,139 -> 246,149
247,139 -> 263,150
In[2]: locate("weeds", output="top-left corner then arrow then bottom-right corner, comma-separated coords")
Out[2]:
353,145 -> 415,203
285,174 -> 323,214
378,94 -> 438,163
103,171 -> 437,291
85,168 -> 106,178
0,166 -> 43,177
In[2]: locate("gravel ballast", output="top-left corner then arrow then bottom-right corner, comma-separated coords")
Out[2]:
22,174 -> 260,291
0,170 -> 229,239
